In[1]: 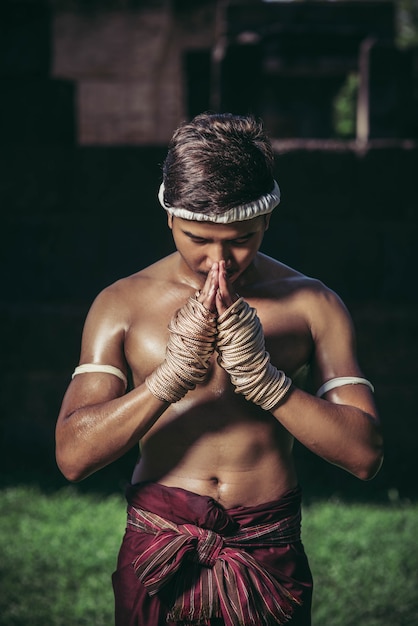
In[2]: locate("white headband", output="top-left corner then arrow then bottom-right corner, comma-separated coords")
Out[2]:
158,180 -> 280,223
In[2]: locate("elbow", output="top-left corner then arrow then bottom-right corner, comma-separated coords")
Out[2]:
55,419 -> 97,482
55,440 -> 90,483
56,452 -> 87,483
354,442 -> 384,482
58,466 -> 86,484
356,457 -> 384,481
353,419 -> 385,481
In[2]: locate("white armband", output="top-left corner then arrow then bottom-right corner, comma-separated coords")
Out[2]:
72,363 -> 128,389
316,376 -> 374,398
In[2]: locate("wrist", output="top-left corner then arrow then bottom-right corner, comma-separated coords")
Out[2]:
251,364 -> 293,411
216,297 -> 293,410
145,295 -> 217,403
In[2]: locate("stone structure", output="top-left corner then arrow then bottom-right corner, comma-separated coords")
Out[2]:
52,2 -> 216,144
47,0 -> 417,144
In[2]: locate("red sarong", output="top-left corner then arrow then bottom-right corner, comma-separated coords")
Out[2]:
112,482 -> 312,625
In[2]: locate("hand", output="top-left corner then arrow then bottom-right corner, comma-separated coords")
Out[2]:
215,260 -> 239,315
196,261 -> 238,315
216,297 -> 292,411
196,263 -> 219,313
145,292 -> 217,403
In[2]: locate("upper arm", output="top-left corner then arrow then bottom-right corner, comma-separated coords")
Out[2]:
79,285 -> 128,370
308,283 -> 379,420
58,285 -> 129,420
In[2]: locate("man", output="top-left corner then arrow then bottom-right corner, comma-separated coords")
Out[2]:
56,113 -> 383,625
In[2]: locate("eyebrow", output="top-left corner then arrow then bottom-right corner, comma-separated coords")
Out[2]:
182,229 -> 256,241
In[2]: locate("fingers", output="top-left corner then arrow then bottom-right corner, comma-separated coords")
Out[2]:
196,261 -> 239,316
196,263 -> 219,312
216,261 -> 238,315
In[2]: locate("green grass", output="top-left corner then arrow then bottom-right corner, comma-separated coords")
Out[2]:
302,500 -> 418,626
0,486 -> 126,626
0,485 -> 417,626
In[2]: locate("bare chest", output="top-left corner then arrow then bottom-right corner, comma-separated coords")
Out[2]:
124,297 -> 313,386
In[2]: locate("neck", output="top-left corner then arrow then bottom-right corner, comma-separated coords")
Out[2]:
234,258 -> 261,291
173,254 -> 207,291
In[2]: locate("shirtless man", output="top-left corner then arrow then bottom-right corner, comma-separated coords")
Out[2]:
55,113 -> 383,626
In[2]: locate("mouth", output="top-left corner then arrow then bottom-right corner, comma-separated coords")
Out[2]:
197,268 -> 238,282
226,270 -> 239,283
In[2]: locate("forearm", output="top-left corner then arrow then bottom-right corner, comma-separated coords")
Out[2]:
272,387 -> 384,480
57,288 -> 217,482
55,385 -> 167,482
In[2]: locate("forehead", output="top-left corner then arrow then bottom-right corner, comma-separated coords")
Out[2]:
175,215 -> 265,238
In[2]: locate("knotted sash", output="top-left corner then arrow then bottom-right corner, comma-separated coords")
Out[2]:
127,495 -> 303,625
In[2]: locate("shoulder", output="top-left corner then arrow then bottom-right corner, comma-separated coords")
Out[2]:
256,254 -> 353,330
88,274 -> 144,320
278,270 -> 356,354
284,272 -> 353,337
90,254 -> 177,315
257,254 -> 344,302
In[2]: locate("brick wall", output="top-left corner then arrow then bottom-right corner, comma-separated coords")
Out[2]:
52,5 -> 215,144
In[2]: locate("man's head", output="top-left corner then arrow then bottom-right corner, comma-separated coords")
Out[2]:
160,113 -> 279,223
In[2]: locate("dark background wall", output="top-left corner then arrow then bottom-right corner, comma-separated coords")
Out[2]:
1,142 -> 417,501
1,0 -> 417,502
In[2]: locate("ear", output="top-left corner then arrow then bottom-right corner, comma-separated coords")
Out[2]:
263,214 -> 271,231
167,213 -> 173,229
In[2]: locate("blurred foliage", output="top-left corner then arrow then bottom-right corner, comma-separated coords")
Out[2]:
332,72 -> 359,139
397,0 -> 418,47
332,0 -> 418,138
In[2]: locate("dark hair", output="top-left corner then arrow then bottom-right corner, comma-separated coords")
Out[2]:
162,112 -> 275,215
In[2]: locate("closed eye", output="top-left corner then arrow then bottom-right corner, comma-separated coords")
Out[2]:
231,235 -> 253,245
183,230 -> 256,245
189,236 -> 208,244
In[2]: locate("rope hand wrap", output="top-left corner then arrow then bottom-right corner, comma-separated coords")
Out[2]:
217,297 -> 292,411
145,296 -> 217,403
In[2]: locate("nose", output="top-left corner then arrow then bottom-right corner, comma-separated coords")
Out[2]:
206,243 -> 231,268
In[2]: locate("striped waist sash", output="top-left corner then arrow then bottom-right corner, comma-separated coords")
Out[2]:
127,503 -> 302,625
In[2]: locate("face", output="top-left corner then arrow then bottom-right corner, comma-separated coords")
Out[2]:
168,214 -> 270,284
